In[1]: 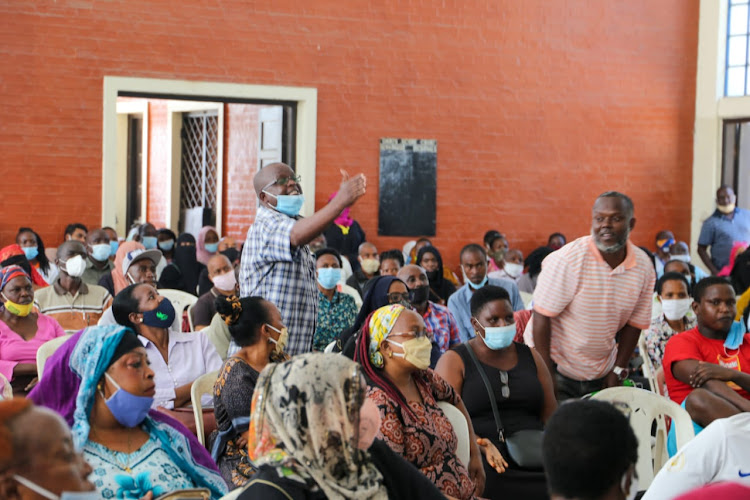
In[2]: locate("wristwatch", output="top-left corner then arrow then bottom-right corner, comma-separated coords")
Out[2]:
612,366 -> 629,381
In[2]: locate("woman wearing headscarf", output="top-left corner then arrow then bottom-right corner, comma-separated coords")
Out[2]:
158,233 -> 204,295
27,328 -> 220,474
210,295 -> 289,488
355,304 -> 486,499
240,353 -> 448,500
337,275 -> 410,357
416,245 -> 457,304
323,191 -> 367,271
69,324 -> 227,498
0,266 -> 65,395
196,226 -> 220,266
0,244 -> 49,289
157,228 -> 177,263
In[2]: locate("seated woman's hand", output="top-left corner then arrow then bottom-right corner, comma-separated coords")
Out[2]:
690,361 -> 737,387
468,442 -> 486,496
476,437 -> 508,474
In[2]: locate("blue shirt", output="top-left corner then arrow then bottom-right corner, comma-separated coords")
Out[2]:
698,208 -> 750,269
447,277 -> 524,342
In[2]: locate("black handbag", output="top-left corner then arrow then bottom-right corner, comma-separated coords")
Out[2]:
464,342 -> 544,470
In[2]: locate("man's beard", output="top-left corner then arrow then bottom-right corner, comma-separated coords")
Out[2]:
592,227 -> 630,254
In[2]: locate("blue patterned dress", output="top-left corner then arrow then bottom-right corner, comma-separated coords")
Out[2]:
84,433 -> 195,499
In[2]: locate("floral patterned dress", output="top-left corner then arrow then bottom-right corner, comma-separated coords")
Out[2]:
84,434 -> 195,499
645,313 -> 697,369
367,369 -> 476,500
210,356 -> 259,488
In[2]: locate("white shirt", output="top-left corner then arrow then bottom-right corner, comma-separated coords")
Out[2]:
138,331 -> 222,409
643,413 -> 750,499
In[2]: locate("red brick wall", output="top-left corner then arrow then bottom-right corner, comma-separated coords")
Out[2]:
1,1 -> 699,269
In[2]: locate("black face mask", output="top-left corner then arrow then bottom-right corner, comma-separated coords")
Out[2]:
409,285 -> 430,305
425,270 -> 439,283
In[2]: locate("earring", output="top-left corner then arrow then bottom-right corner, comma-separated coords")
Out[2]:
388,352 -> 393,358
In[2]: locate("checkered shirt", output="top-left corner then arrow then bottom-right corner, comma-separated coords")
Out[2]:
422,301 -> 461,354
239,206 -> 318,355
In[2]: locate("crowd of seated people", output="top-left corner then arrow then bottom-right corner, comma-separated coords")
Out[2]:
5,182 -> 750,500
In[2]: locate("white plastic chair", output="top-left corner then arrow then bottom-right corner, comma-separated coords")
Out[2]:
191,370 -> 219,446
159,288 -> 199,320
639,331 -> 661,395
0,373 -> 12,400
591,386 -> 695,489
36,334 -> 74,379
324,340 -> 337,353
437,401 -> 470,467
219,486 -> 247,500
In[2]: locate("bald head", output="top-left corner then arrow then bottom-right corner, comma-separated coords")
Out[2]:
358,242 -> 378,256
207,254 -> 233,279
253,162 -> 294,197
57,240 -> 87,261
397,264 -> 426,282
87,228 -> 110,246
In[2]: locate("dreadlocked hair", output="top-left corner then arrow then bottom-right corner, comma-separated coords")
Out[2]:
354,310 -> 417,419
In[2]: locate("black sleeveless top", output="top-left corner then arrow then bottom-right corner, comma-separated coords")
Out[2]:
454,342 -> 544,444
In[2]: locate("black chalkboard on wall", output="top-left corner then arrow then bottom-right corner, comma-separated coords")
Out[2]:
378,138 -> 437,236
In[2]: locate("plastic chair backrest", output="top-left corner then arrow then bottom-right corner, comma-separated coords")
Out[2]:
191,370 -> 219,446
591,386 -> 695,489
639,331 -> 660,394
37,334 -> 74,380
159,289 -> 199,317
436,401 -> 470,467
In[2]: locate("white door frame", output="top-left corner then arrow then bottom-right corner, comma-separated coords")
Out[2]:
115,100 -> 149,236
102,76 -> 318,233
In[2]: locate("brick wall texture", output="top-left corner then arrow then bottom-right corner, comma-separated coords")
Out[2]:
1,1 -> 699,270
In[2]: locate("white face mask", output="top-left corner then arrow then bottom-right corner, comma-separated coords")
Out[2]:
62,254 -> 87,278
661,298 -> 692,321
13,475 -> 98,500
503,262 -> 524,278
211,269 -> 237,292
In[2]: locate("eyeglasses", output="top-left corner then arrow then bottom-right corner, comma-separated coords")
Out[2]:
389,330 -> 428,339
387,292 -> 410,304
499,370 -> 509,398
262,174 -> 302,191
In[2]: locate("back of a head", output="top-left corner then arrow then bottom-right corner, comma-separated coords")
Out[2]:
215,295 -> 270,346
543,400 -> 637,499
525,246 -> 554,277
470,285 -> 511,316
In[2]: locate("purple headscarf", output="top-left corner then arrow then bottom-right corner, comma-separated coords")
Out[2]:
28,330 -> 219,473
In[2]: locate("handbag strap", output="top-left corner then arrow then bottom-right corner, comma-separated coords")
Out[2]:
464,341 -> 506,442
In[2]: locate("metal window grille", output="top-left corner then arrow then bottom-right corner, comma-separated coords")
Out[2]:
180,112 -> 218,210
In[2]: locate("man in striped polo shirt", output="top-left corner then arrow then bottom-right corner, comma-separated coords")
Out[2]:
533,191 -> 655,400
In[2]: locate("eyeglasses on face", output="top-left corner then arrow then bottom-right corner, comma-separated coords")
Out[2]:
387,292 -> 410,304
262,174 -> 302,191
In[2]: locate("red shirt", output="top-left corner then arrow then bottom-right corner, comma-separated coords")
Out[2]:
663,326 -> 750,404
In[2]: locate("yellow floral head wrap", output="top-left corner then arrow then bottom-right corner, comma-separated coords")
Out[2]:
368,304 -> 406,368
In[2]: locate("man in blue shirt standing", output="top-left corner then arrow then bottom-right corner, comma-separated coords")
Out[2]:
698,186 -> 750,275
448,243 -> 524,342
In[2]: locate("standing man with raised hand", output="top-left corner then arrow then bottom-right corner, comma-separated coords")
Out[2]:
532,191 -> 655,400
239,163 -> 366,355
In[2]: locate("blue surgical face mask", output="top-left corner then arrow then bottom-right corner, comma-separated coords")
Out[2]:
263,191 -> 305,217
90,243 -> 111,262
141,298 -> 176,329
109,240 -> 119,257
204,242 -> 219,254
142,236 -> 158,250
22,246 -> 39,261
158,239 -> 175,252
317,267 -> 342,290
475,318 -> 516,350
101,372 -> 153,428
13,475 -> 99,500
726,320 -> 747,350
467,274 -> 488,290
